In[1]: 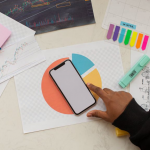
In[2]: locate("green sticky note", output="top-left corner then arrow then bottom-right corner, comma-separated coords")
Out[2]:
124,30 -> 132,45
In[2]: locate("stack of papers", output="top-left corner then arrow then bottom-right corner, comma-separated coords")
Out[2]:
0,13 -> 45,97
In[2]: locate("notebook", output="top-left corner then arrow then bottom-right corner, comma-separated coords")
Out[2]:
0,23 -> 11,49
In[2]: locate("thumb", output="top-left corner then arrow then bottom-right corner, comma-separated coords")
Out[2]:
87,110 -> 108,120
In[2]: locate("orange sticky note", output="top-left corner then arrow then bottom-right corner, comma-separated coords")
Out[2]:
136,33 -> 143,49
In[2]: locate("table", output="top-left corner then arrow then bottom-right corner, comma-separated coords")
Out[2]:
0,0 -> 140,149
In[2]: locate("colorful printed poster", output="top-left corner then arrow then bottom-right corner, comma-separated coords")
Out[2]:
0,0 -> 95,34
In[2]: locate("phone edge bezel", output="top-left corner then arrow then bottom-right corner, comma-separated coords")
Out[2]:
49,59 -> 97,115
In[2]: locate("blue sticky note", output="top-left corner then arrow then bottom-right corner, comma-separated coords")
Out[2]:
118,28 -> 126,43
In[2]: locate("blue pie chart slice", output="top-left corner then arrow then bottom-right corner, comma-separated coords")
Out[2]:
72,54 -> 94,75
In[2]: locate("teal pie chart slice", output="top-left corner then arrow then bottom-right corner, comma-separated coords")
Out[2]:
72,53 -> 94,75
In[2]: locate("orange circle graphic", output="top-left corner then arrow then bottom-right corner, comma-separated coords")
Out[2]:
41,58 -> 74,114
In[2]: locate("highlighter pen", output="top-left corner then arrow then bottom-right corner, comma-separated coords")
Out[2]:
119,55 -> 150,88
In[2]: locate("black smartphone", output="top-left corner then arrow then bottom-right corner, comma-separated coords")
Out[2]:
49,59 -> 96,115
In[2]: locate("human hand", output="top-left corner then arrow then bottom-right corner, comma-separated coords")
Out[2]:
87,83 -> 133,123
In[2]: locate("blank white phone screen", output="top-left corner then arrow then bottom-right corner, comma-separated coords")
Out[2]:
50,60 -> 96,114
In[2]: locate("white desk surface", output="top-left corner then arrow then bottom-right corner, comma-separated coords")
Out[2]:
0,0 -> 140,150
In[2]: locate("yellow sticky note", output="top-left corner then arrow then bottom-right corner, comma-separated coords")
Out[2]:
116,128 -> 129,137
130,31 -> 138,47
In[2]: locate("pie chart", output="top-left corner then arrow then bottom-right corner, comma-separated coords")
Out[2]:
41,54 -> 102,114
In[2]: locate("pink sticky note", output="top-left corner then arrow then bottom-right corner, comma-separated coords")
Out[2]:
0,24 -> 11,50
142,35 -> 149,51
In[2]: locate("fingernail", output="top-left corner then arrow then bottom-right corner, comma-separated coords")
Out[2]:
87,83 -> 90,86
87,114 -> 93,117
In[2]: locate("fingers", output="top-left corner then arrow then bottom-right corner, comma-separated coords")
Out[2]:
87,83 -> 107,99
87,110 -> 108,120
103,88 -> 114,94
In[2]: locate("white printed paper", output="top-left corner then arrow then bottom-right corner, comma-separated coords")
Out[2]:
130,50 -> 150,111
15,41 -> 124,133
0,36 -> 45,83
102,0 -> 150,34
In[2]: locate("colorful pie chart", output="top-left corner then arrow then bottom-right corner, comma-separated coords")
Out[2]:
41,54 -> 102,114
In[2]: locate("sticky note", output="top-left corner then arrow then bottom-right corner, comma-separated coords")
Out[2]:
115,128 -> 129,137
124,29 -> 132,45
0,23 -> 11,49
118,28 -> 126,43
107,24 -> 114,40
113,26 -> 120,41
136,33 -> 143,49
130,31 -> 138,47
142,35 -> 149,51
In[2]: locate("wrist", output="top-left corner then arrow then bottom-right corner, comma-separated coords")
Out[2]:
112,98 -> 149,135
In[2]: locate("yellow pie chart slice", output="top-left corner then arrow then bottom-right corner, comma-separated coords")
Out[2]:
83,69 -> 102,100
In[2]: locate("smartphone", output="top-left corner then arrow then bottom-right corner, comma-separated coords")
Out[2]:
49,59 -> 96,115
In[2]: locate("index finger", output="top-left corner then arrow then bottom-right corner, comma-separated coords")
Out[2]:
87,83 -> 107,100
